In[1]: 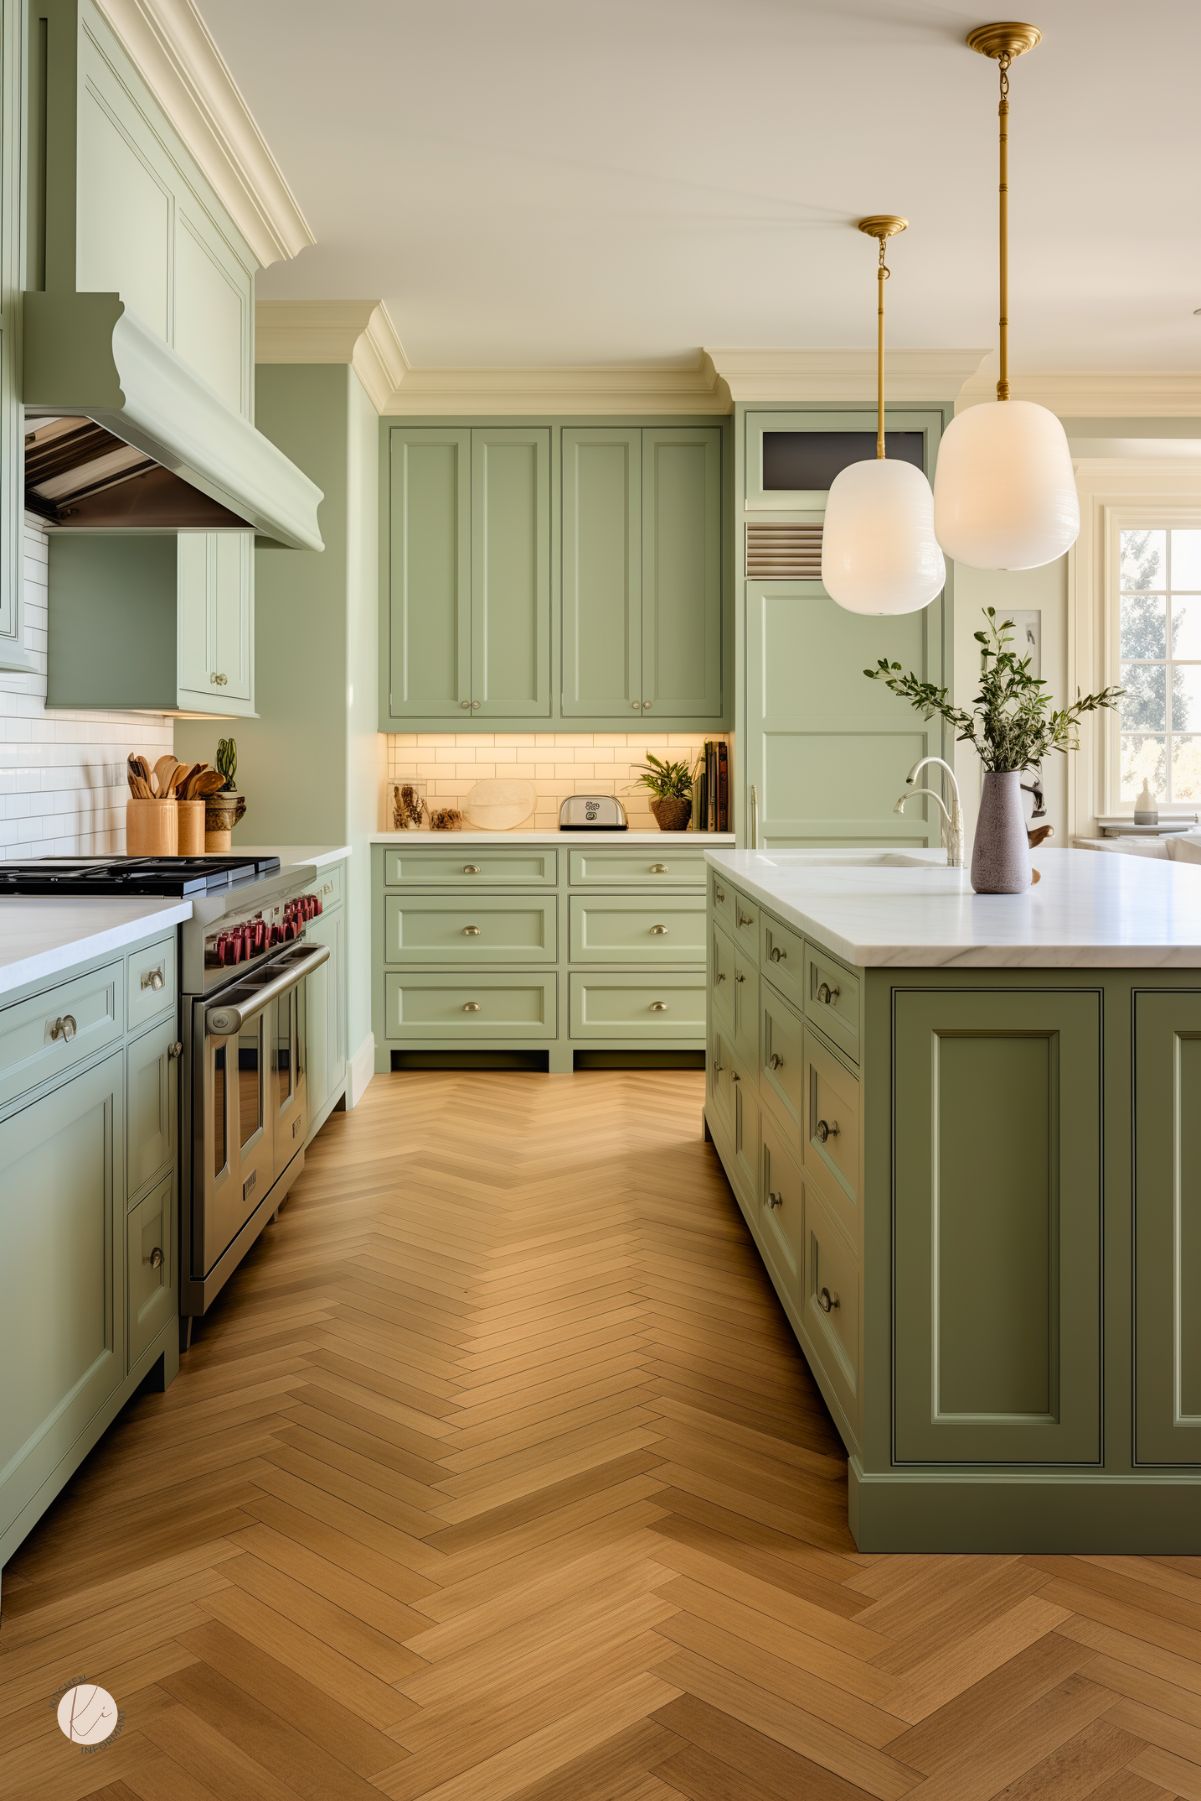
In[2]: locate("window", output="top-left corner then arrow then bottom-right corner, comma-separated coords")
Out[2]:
1117,526 -> 1201,805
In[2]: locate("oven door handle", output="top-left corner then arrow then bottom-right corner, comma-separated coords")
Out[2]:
204,943 -> 330,1038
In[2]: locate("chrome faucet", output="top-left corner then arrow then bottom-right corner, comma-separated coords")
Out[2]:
893,756 -> 965,868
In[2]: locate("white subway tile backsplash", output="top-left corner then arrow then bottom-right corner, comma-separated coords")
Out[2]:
385,729 -> 729,832
0,517 -> 174,858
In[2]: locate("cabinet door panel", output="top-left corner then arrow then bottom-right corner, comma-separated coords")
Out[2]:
0,1055 -> 124,1541
386,429 -> 471,719
1135,992 -> 1201,1464
641,427 -> 721,720
126,1017 -> 178,1203
127,1174 -> 175,1365
893,989 -> 1102,1465
176,533 -> 212,702
472,428 -> 550,717
561,429 -> 641,718
211,533 -> 253,703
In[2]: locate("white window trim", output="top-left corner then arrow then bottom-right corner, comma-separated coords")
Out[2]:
1069,458 -> 1201,837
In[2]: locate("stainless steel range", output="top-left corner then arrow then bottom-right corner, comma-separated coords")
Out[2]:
0,855 -> 330,1336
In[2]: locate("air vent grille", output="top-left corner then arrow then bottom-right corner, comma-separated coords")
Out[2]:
746,521 -> 824,581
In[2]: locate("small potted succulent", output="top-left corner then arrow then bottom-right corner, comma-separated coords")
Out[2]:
637,753 -> 695,832
204,735 -> 246,852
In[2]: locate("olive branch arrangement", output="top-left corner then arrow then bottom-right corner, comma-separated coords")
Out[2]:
864,608 -> 1123,773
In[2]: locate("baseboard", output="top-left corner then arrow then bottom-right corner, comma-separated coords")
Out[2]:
346,1033 -> 375,1109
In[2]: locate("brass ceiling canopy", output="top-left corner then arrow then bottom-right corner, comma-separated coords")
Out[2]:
965,21 -> 1042,60
857,215 -> 908,241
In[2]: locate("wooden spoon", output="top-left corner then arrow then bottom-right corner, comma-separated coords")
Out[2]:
153,754 -> 178,799
194,770 -> 226,797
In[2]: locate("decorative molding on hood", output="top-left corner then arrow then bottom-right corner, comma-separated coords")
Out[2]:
95,0 -> 314,268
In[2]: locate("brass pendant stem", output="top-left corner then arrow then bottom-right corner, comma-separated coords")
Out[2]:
997,59 -> 1010,400
857,215 -> 907,460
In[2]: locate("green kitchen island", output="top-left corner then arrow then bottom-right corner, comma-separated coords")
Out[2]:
704,845 -> 1201,1552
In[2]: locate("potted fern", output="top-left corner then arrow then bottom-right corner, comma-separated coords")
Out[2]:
203,735 -> 247,852
866,609 -> 1121,893
636,753 -> 695,832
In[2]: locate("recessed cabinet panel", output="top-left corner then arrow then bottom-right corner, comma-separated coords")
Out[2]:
1135,992 -> 1201,1465
472,428 -> 551,717
569,894 -> 706,964
127,1174 -> 174,1365
760,985 -> 804,1141
709,922 -> 735,1037
893,988 -> 1102,1465
126,1017 -> 178,1203
760,1108 -> 803,1309
387,428 -> 472,719
561,428 -> 641,718
384,894 -> 557,964
641,428 -> 721,720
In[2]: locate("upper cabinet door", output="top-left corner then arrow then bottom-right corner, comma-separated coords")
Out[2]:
386,429 -> 472,720
641,427 -> 722,721
561,428 -> 642,720
211,534 -> 253,704
471,428 -> 550,718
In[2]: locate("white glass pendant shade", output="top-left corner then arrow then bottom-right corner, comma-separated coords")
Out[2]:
821,457 -> 946,615
933,398 -> 1079,571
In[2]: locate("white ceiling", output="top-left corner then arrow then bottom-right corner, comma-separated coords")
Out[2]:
200,0 -> 1201,374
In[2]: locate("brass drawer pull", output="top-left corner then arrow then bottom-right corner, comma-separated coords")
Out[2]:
714,886 -> 726,903
818,1285 -> 840,1313
168,1040 -> 183,1060
650,924 -> 669,935
769,945 -> 786,962
767,1190 -> 783,1209
817,981 -> 840,1005
731,1069 -> 740,1083
462,925 -> 481,936
734,972 -> 746,984
650,1001 -> 669,1013
463,1001 -> 481,1012
642,699 -> 652,710
141,966 -> 165,991
650,863 -> 669,874
737,911 -> 754,926
149,1246 -> 164,1269
712,1058 -> 724,1073
463,864 -> 482,875
210,672 -> 228,686
715,971 -> 726,983
768,1051 -> 783,1071
815,1118 -> 840,1143
49,1013 -> 77,1043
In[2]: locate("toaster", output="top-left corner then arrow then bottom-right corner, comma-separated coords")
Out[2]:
559,794 -> 628,831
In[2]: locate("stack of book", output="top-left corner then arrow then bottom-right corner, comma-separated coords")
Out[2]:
692,740 -> 729,833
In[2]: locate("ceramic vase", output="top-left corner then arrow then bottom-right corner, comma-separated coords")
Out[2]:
971,770 -> 1030,894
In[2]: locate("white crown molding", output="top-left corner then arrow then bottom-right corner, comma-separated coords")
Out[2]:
95,0 -> 314,267
379,353 -> 730,416
255,301 -> 408,413
705,348 -> 988,406
957,365 -> 1201,418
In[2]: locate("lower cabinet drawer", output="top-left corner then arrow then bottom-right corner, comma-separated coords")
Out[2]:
804,942 -> 861,1064
570,972 -> 706,1039
383,972 -> 557,1039
569,848 -> 708,886
126,1017 -> 179,1205
127,935 -> 177,1034
733,944 -> 760,1066
128,1174 -> 175,1364
804,1031 -> 861,1232
0,961 -> 123,1112
761,911 -> 805,1013
802,1184 -> 861,1433
760,1109 -> 803,1310
383,894 -> 557,963
383,848 -> 557,886
569,894 -> 706,963
760,984 -> 804,1141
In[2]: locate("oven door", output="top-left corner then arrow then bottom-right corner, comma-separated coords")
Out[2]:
194,942 -> 329,1280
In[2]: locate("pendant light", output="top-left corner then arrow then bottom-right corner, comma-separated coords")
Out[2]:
821,217 -> 945,615
933,23 -> 1079,570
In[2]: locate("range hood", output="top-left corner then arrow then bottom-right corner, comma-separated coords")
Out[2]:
23,291 -> 324,549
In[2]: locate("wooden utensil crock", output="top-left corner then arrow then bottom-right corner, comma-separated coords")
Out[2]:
176,799 -> 206,855
126,798 -> 177,856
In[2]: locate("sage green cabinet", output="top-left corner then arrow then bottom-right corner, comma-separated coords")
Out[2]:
305,893 -> 347,1139
892,988 -> 1102,1466
562,425 -> 722,722
46,531 -> 255,716
126,1016 -> 178,1202
383,426 -> 550,724
0,0 -> 27,673
1134,991 -> 1201,1465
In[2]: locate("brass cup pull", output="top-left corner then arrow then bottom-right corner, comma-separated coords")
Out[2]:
463,1001 -> 481,1012
769,945 -> 786,962
817,981 -> 840,1005
141,966 -> 165,991
767,1190 -> 783,1210
737,912 -> 754,927
462,925 -> 481,936
210,672 -> 228,686
816,1118 -> 840,1144
149,1246 -> 164,1269
768,1051 -> 783,1071
463,864 -> 482,875
168,1040 -> 183,1060
731,1070 -> 740,1083
818,1285 -> 840,1313
50,1013 -> 77,1043
650,924 -> 669,935
650,1001 -> 669,1013
650,863 -> 669,874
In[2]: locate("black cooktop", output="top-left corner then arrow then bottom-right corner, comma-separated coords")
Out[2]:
0,855 -> 282,897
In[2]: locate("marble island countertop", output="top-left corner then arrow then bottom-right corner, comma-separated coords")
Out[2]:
705,846 -> 1201,968
0,897 -> 192,998
371,830 -> 734,846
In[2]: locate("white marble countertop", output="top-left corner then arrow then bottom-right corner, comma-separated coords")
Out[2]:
0,898 -> 192,1000
370,831 -> 734,847
231,844 -> 351,870
705,846 -> 1201,968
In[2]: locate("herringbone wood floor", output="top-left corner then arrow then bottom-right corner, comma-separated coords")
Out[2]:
3,1071 -> 1201,1800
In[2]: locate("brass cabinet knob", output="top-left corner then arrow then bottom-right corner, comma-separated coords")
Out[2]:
642,699 -> 652,710
712,1059 -> 724,1074
149,1247 -> 164,1269
767,1190 -> 783,1210
462,925 -> 481,936
714,886 -> 726,903
141,966 -> 165,991
769,945 -> 786,962
650,1001 -> 669,1013
463,864 -> 481,875
470,700 -> 481,710
461,699 -> 473,709
737,912 -> 754,927
815,1118 -> 840,1143
818,1285 -> 840,1313
631,700 -> 641,710
768,1051 -> 783,1071
168,1040 -> 183,1060
731,1070 -> 740,1083
734,972 -> 746,984
650,924 -> 669,936
650,863 -> 669,874
210,672 -> 228,686
463,1001 -> 481,1012
50,1013 -> 77,1042
715,971 -> 726,983
817,981 -> 840,1005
